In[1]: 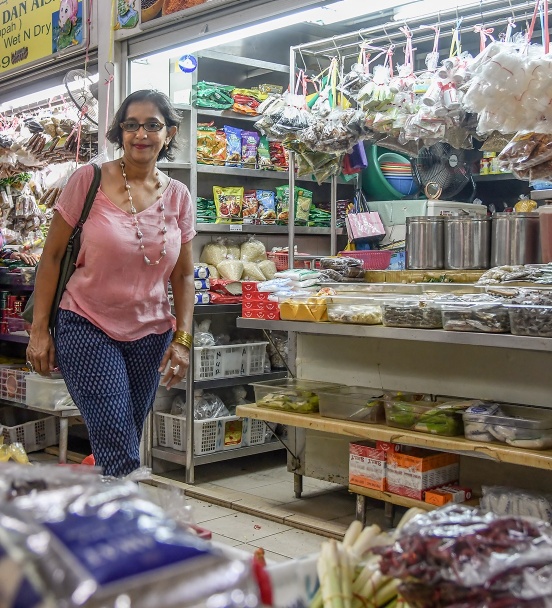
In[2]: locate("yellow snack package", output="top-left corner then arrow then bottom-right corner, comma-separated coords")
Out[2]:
214,186 -> 244,224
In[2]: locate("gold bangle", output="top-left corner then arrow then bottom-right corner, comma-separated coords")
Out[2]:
172,330 -> 193,349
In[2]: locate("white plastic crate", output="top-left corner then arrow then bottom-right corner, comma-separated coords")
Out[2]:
0,366 -> 30,403
194,342 -> 268,381
248,418 -> 272,446
155,412 -> 267,454
0,407 -> 59,452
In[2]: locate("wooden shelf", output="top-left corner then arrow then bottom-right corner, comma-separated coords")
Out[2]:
349,484 -> 479,511
235,405 -> 552,471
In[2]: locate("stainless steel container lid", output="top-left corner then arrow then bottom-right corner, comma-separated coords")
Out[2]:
406,216 -> 446,223
445,216 -> 491,222
492,212 -> 539,219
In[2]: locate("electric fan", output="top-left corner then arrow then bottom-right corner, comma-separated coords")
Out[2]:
412,142 -> 475,201
63,69 -> 99,126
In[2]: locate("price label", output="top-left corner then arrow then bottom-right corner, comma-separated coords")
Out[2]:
229,225 -> 243,232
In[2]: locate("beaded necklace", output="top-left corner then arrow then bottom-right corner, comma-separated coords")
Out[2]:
120,160 -> 167,266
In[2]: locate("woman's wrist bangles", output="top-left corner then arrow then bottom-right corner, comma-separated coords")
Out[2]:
172,330 -> 193,349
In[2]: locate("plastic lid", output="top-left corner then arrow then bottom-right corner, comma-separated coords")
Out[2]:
537,204 -> 552,213
493,212 -> 539,218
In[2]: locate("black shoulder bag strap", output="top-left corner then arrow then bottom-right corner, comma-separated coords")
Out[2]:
22,164 -> 101,334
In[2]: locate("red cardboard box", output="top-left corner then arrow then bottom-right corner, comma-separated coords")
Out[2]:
243,292 -> 271,302
349,442 -> 386,491
242,309 -> 280,320
241,282 -> 259,293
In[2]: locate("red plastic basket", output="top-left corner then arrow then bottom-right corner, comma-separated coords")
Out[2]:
268,252 -> 312,271
338,250 -> 392,270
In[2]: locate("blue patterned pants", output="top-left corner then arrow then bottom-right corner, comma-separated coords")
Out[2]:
55,309 -> 172,477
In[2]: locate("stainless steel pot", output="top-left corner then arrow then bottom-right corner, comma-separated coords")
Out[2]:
444,216 -> 491,270
406,216 -> 445,270
491,213 -> 540,266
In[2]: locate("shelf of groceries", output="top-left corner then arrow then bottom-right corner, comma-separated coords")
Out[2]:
235,405 -> 552,471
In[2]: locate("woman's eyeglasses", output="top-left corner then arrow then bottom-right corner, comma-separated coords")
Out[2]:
120,121 -> 165,132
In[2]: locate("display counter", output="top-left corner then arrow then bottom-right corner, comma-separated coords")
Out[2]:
236,317 -> 552,523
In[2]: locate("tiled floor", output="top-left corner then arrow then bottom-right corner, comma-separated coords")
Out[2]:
146,450 -> 395,562
32,447 -> 394,563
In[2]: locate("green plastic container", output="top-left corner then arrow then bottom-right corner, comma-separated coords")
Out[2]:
362,145 -> 413,201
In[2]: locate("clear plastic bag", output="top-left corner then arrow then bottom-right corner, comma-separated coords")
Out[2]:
481,485 -> 552,522
194,391 -> 230,420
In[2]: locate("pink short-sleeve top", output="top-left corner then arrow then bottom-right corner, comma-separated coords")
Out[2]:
54,164 -> 195,341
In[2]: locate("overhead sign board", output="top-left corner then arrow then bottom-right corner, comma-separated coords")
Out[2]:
0,0 -> 86,77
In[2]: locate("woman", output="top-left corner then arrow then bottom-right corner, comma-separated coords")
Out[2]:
26,90 -> 195,477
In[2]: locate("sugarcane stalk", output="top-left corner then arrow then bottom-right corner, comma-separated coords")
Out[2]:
309,589 -> 323,608
339,544 -> 353,608
342,520 -> 363,548
350,524 -> 382,559
351,556 -> 381,593
373,579 -> 400,607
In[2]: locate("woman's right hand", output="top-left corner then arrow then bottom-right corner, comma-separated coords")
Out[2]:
26,328 -> 56,376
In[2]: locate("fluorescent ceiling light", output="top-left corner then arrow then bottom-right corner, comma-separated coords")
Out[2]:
308,0 -> 412,25
394,0 -> 481,21
146,1 -> 409,63
0,73 -> 99,113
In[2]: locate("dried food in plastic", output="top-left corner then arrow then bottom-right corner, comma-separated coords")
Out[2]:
295,187 -> 312,223
223,125 -> 242,167
276,185 -> 290,223
242,190 -> 259,221
258,259 -> 277,280
256,190 -> 276,224
213,186 -> 243,223
241,131 -> 260,166
196,125 -> 226,165
224,238 -> 241,260
199,238 -> 227,266
216,259 -> 244,281
257,136 -> 272,169
194,80 -> 234,109
240,236 -> 267,263
241,262 -> 265,281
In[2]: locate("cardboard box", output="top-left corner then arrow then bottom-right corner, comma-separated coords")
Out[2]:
243,292 -> 271,302
241,308 -> 280,320
349,441 -> 386,491
386,447 -> 460,500
243,300 -> 278,311
424,486 -> 473,507
376,441 -> 402,454
241,282 -> 259,293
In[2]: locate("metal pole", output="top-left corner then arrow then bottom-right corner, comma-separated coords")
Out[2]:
58,418 -> 68,464
288,45 -> 296,269
185,326 -> 195,484
330,175 -> 338,256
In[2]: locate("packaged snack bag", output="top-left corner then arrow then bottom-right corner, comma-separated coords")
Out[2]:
224,125 -> 243,167
242,190 -> 259,223
257,190 -> 276,224
241,131 -> 260,167
213,186 -> 244,224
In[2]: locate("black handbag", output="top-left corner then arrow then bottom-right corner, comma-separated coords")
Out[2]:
22,164 -> 101,334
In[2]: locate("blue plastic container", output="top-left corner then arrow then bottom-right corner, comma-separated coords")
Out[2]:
385,176 -> 417,195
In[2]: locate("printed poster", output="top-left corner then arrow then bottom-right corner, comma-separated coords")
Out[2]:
141,0 -> 209,24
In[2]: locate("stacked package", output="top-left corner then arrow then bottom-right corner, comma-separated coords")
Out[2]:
194,265 -> 211,305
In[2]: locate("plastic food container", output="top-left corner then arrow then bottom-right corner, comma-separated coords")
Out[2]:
463,402 -> 552,449
330,283 -> 422,295
318,386 -> 385,423
420,283 -> 485,295
441,301 -> 510,333
381,297 -> 443,329
251,378 -> 339,414
278,296 -> 328,323
26,374 -> 76,411
326,296 -> 383,325
383,393 -> 465,436
507,304 -> 552,337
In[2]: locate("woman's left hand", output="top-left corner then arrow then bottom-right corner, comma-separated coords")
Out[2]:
158,342 -> 190,390
11,251 -> 39,265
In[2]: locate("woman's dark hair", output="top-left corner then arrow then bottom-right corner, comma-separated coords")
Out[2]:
106,90 -> 182,161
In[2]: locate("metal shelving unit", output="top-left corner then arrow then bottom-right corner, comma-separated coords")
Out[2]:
236,318 -> 552,353
196,224 -> 344,235
152,439 -> 283,467
150,304 -> 287,483
473,173 -> 517,182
